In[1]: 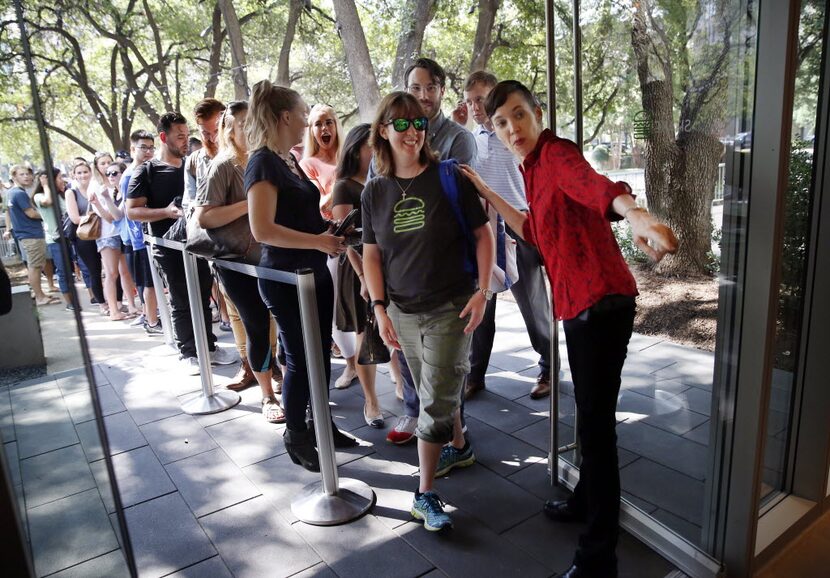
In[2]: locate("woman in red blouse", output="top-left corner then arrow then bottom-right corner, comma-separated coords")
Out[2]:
460,80 -> 677,578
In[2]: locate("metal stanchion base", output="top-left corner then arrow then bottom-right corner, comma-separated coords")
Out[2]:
180,390 -> 241,415
291,478 -> 375,526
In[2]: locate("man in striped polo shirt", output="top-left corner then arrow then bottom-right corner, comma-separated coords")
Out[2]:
462,71 -> 555,400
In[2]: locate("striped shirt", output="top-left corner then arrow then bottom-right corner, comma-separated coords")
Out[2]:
474,125 -> 528,211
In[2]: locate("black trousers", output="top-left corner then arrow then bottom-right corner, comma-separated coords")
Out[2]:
563,296 -> 635,572
216,266 -> 272,372
259,267 -> 332,432
73,238 -> 104,304
154,247 -> 216,359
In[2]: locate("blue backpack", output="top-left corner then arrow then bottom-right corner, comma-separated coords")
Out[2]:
437,159 -> 515,291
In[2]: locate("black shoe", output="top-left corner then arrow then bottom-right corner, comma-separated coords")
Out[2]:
543,499 -> 587,523
283,428 -> 320,472
559,563 -> 617,578
307,419 -> 359,448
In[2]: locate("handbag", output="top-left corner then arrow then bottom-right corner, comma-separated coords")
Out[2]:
358,307 -> 391,365
185,212 -> 254,260
62,213 -> 78,242
76,204 -> 101,241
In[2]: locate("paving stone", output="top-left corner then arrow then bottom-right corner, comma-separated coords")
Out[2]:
56,371 -> 93,396
28,488 -> 119,577
293,511 -> 434,578
649,343 -> 715,389
5,440 -> 21,486
11,384 -> 79,459
77,411 -> 147,462
464,416 -> 546,477
619,373 -> 689,399
123,492 -> 217,577
683,420 -> 711,446
487,348 -> 539,373
47,549 -> 129,578
616,420 -> 708,481
243,451 -> 331,512
205,412 -> 286,467
506,460 -> 572,502
289,562 -> 339,578
462,390 -> 547,434
139,413 -> 218,465
20,444 -> 95,508
0,385 -> 15,442
616,531 -> 677,578
88,459 -> 118,514
339,455 -> 420,530
617,390 -> 708,436
651,507 -> 703,546
166,555 -> 233,578
481,369 -> 537,401
165,448 -> 261,517
109,446 -> 176,508
512,412 -> 576,453
63,384 -> 126,425
184,392 -> 253,428
622,489 -> 659,514
119,376 -> 184,426
619,457 -> 705,526
199,495 -> 320,578
328,386 -> 384,433
398,507 -> 551,578
502,511 -> 583,573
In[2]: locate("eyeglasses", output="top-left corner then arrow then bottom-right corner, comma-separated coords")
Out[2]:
136,145 -> 155,151
106,170 -> 121,177
386,117 -> 428,133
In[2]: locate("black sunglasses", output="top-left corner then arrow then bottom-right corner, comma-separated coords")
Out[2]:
386,117 -> 428,132
106,170 -> 121,177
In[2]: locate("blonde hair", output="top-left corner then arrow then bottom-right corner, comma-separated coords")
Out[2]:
217,100 -> 249,167
245,79 -> 303,153
303,104 -> 342,161
370,92 -> 437,178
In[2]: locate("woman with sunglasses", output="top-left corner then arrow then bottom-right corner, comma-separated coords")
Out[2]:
91,161 -> 139,321
362,92 -> 494,532
246,80 -> 355,471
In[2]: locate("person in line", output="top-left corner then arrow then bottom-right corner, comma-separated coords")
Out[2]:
92,151 -> 114,191
462,71 -> 554,400
33,168 -> 75,310
66,159 -> 106,312
385,57 -> 479,445
246,80 -> 355,472
300,104 -> 360,390
193,100 -> 285,423
362,92 -> 494,531
331,123 -> 382,428
91,161 -> 139,321
461,80 -> 677,578
121,129 -> 162,334
127,112 -> 235,373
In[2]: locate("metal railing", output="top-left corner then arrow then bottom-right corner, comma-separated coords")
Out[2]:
145,234 -> 375,525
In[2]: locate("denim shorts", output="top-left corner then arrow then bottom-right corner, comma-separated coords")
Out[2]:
387,295 -> 473,444
96,235 -> 122,252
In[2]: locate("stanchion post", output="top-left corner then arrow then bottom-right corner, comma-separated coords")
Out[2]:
146,244 -> 176,349
550,311 -> 560,486
291,269 -> 374,525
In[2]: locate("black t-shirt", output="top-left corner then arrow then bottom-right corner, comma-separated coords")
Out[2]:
362,162 -> 488,313
332,178 -> 364,228
126,159 -> 185,237
244,148 -> 327,273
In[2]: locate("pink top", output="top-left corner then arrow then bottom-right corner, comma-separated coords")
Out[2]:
299,156 -> 337,219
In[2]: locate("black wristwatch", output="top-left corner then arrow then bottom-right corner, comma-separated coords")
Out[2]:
370,299 -> 387,312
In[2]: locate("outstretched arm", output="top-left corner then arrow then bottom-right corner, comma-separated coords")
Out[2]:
458,164 -> 528,240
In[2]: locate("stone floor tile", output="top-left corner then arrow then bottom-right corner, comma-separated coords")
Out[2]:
5,440 -> 21,486
243,451 -> 328,513
76,410 -> 147,462
619,457 -> 705,526
617,390 -> 708,436
398,507 -> 551,578
199,495 -> 321,578
165,447 -> 261,517
139,413 -> 218,465
683,420 -> 710,446
288,562 -> 339,578
616,419 -> 708,480
56,372 -> 94,396
619,373 -> 690,399
512,413 -> 575,453
622,490 -> 659,514
11,384 -> 79,459
651,508 -> 703,546
506,460 -> 573,502
293,512 -> 434,578
481,369 -> 537,401
616,532 -> 677,577
118,377 -> 184,426
205,412 -> 285,467
328,387 -> 383,433
47,549 -> 128,578
462,390 -> 547,434
347,423 -> 420,469
20,444 -> 95,508
487,348 -> 539,373
88,459 -> 118,514
339,455 -> 420,530
0,385 -> 15,442
63,384 -> 126,425
464,416 -> 547,477
187,392 -> 254,428
123,492 -> 217,577
166,555 -> 233,578
110,446 -> 176,508
668,383 -> 713,417
28,488 -> 119,577
501,511 -> 583,573
376,390 -> 406,418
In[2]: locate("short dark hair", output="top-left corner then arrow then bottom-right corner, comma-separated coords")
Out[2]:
193,98 -> 226,122
130,129 -> 154,143
464,70 -> 498,92
157,111 -> 188,135
484,80 -> 539,119
404,57 -> 446,88
336,123 -> 371,181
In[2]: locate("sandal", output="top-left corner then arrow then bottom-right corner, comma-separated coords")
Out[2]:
262,396 -> 286,424
36,296 -> 61,306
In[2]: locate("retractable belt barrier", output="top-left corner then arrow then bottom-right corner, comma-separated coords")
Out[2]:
145,235 -> 374,525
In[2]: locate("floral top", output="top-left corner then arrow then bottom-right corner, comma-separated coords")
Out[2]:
520,129 -> 638,320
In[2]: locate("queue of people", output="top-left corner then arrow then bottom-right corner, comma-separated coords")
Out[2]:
3,56 -> 678,578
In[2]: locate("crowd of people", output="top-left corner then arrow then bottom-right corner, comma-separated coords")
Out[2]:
2,57 -> 678,578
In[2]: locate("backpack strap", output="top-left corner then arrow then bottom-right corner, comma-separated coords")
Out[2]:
437,159 -> 477,278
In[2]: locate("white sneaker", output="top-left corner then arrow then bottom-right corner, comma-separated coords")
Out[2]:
130,313 -> 146,327
182,356 -> 200,376
210,347 -> 238,366
386,415 -> 418,445
334,366 -> 358,389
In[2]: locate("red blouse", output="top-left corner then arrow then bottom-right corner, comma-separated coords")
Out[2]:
520,129 -> 638,320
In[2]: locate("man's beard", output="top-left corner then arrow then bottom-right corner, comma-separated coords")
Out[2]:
203,139 -> 219,158
167,144 -> 186,159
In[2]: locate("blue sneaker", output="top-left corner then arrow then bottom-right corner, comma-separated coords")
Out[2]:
411,491 -> 452,531
434,443 -> 475,478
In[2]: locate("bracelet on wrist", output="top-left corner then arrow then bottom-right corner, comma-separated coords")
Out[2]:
370,299 -> 386,312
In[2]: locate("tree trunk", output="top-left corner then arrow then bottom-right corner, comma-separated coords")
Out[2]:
331,0 -> 381,122
391,0 -> 438,89
205,4 -> 222,98
469,0 -> 502,73
218,0 -> 249,99
277,0 -> 303,86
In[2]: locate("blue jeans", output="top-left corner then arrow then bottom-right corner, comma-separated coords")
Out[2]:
47,241 -> 70,294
